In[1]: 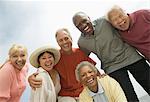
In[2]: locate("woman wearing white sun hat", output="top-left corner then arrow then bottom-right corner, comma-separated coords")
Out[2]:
29,45 -> 61,102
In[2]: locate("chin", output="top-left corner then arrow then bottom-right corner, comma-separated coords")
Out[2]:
122,28 -> 128,31
16,67 -> 23,71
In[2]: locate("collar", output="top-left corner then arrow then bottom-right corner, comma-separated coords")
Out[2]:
60,48 -> 74,55
127,13 -> 136,31
88,79 -> 104,97
37,67 -> 47,73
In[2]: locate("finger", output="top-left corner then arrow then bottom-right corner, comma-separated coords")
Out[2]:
31,82 -> 42,89
33,72 -> 39,76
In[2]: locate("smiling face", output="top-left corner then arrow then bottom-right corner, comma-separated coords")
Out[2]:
79,65 -> 98,91
108,8 -> 130,31
38,52 -> 55,71
56,29 -> 72,54
9,45 -> 27,71
73,12 -> 94,36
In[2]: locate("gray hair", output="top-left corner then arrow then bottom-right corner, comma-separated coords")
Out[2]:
105,5 -> 125,21
75,61 -> 97,82
55,28 -> 72,40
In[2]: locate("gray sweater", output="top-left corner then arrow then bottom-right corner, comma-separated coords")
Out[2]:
78,18 -> 142,74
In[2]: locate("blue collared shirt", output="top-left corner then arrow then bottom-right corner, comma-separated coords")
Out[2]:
88,81 -> 108,102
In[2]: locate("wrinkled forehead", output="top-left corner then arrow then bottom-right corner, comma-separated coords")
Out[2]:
108,9 -> 125,20
56,31 -> 71,40
109,9 -> 124,17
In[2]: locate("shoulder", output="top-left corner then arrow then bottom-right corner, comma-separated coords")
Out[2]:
132,9 -> 150,17
94,17 -> 112,29
36,69 -> 48,79
0,62 -> 14,74
73,48 -> 83,52
131,9 -> 150,21
94,17 -> 109,24
133,9 -> 149,14
0,62 -> 14,81
98,75 -> 117,86
74,48 -> 88,56
80,87 -> 89,98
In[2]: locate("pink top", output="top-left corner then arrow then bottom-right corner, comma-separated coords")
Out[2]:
119,10 -> 150,61
0,61 -> 28,102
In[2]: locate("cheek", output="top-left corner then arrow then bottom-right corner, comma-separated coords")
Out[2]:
51,58 -> 55,64
58,42 -> 63,47
10,58 -> 16,63
39,60 -> 44,66
22,57 -> 27,61
80,77 -> 86,84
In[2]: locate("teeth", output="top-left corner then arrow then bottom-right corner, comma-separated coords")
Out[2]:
17,62 -> 23,66
87,78 -> 93,84
84,26 -> 89,31
45,63 -> 52,67
63,44 -> 69,48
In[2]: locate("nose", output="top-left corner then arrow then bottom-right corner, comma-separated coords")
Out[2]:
86,73 -> 91,77
62,39 -> 67,44
46,57 -> 51,62
17,56 -> 22,61
117,18 -> 123,25
78,22 -> 87,30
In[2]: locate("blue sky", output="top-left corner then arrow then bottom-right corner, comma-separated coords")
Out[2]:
0,0 -> 149,101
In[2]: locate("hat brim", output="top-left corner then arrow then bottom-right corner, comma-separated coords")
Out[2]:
30,45 -> 60,68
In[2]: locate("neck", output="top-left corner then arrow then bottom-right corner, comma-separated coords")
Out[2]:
62,49 -> 73,55
48,69 -> 57,85
89,84 -> 98,93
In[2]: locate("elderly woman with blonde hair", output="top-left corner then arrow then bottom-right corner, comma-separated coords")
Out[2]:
75,61 -> 127,102
0,44 -> 29,102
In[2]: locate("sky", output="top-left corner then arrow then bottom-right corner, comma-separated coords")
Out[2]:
0,0 -> 149,101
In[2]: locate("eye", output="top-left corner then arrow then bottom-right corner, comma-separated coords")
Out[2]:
59,39 -> 63,43
77,19 -> 87,28
41,57 -> 46,60
81,75 -> 85,78
20,54 -> 25,57
64,37 -> 69,41
12,55 -> 18,58
48,55 -> 53,59
89,71 -> 92,73
80,74 -> 85,77
82,19 -> 87,24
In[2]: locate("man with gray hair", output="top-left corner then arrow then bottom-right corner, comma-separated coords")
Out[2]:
106,5 -> 150,62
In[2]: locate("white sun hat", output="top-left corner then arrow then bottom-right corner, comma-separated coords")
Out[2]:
30,45 -> 60,68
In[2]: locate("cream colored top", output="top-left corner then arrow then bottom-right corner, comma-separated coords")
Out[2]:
30,67 -> 61,102
79,75 -> 127,102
